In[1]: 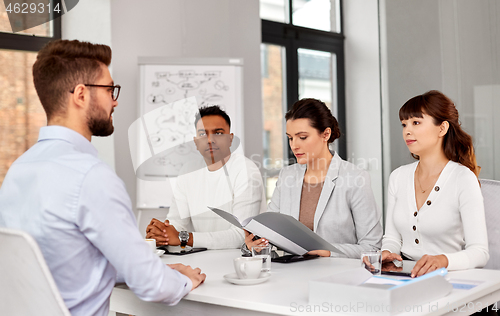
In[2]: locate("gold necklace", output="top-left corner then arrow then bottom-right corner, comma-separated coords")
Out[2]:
416,174 -> 432,193
416,164 -> 442,193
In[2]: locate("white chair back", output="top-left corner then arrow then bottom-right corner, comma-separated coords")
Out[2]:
0,227 -> 70,316
480,179 -> 500,270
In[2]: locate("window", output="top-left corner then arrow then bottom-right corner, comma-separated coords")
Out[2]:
260,0 -> 345,200
0,1 -> 61,186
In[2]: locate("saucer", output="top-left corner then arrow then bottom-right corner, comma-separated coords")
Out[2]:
223,272 -> 271,285
155,249 -> 165,256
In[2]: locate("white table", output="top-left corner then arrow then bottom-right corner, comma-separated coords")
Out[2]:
110,249 -> 500,315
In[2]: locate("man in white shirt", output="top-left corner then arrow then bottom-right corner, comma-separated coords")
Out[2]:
146,106 -> 266,250
0,39 -> 205,316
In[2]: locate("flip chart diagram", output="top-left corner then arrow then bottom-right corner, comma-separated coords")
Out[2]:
140,58 -> 243,128
134,58 -> 244,208
146,69 -> 231,108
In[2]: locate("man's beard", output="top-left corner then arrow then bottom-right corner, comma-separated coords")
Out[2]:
87,95 -> 114,137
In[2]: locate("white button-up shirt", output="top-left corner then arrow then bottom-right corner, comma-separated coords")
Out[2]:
0,126 -> 191,316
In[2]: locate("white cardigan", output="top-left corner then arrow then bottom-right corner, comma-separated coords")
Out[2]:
382,160 -> 489,270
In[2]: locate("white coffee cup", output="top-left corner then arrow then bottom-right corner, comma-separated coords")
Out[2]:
233,257 -> 262,279
145,239 -> 156,252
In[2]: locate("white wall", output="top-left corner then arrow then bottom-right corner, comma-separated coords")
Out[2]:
438,0 -> 500,179
382,0 -> 444,173
110,0 -> 262,214
343,0 -> 384,212
61,0 -> 116,170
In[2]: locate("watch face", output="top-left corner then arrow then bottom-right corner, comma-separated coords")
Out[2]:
179,231 -> 189,248
179,231 -> 189,241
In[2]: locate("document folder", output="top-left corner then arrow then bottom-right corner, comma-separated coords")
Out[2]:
209,207 -> 342,255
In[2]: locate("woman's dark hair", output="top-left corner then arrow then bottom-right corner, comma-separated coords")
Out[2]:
399,90 -> 479,177
285,98 -> 341,143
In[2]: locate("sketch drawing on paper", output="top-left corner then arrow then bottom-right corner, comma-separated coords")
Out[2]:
131,96 -> 241,180
144,66 -> 233,114
135,63 -> 241,179
135,97 -> 200,179
132,60 -> 243,207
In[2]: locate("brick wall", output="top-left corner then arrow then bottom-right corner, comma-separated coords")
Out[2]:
262,44 -> 285,166
0,50 -> 46,187
0,2 -> 51,187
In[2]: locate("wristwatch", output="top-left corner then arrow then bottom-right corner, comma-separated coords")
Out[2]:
179,231 -> 190,249
240,243 -> 252,257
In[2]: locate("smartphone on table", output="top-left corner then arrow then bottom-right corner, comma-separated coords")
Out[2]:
381,260 -> 416,277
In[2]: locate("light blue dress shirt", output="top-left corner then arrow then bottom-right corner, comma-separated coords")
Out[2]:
0,126 -> 192,316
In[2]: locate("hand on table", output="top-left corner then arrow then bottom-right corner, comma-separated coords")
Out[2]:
307,250 -> 331,257
146,218 -> 169,246
244,230 -> 268,252
168,263 -> 206,290
381,250 -> 402,263
146,219 -> 181,246
411,254 -> 448,278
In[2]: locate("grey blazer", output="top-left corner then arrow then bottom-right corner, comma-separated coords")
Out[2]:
268,152 -> 383,258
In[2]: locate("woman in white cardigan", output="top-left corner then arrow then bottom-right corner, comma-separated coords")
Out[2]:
244,98 -> 383,258
381,90 -> 489,277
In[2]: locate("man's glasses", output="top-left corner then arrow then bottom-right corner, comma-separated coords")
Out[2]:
70,84 -> 121,101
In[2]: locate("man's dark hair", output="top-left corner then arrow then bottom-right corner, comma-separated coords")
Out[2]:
32,39 -> 112,120
194,105 -> 231,129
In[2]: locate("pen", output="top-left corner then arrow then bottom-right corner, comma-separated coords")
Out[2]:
390,268 -> 448,289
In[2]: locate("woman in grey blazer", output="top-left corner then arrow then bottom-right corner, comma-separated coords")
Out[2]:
246,98 -> 382,258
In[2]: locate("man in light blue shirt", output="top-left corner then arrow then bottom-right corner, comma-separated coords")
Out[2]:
0,39 -> 205,316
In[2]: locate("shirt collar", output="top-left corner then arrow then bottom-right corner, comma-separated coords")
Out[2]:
37,126 -> 99,157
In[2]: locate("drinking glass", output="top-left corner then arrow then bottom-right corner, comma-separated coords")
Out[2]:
252,244 -> 272,273
361,251 -> 382,275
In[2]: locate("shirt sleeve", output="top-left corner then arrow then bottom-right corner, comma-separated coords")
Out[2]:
191,160 -> 265,249
443,169 -> 489,270
168,177 -> 195,233
381,169 -> 403,255
331,169 -> 383,258
76,163 -> 192,305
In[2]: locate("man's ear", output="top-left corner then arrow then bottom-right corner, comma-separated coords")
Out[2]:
229,133 -> 234,145
71,84 -> 88,110
439,121 -> 450,137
